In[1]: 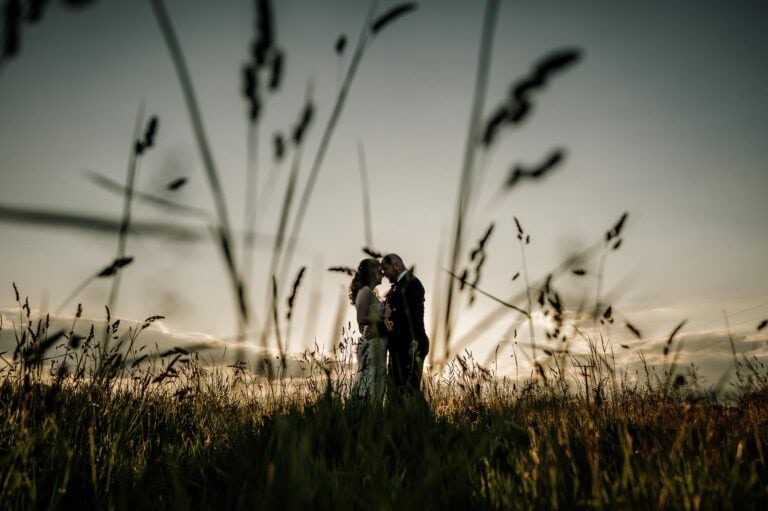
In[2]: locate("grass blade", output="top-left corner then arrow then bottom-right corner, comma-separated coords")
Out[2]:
277,0 -> 381,284
356,140 -> 374,247
149,0 -> 251,332
442,0 -> 501,361
108,104 -> 145,314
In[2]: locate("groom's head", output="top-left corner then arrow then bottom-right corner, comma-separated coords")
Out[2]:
381,253 -> 406,282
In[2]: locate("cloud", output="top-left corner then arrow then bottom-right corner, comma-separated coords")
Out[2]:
612,329 -> 768,385
4,306 -> 766,391
484,318 -> 768,390
0,309 -> 350,380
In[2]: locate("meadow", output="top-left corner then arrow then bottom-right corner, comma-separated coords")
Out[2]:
2,1 -> 767,509
1,307 -> 767,509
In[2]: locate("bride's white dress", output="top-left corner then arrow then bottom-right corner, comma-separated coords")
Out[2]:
352,286 -> 388,401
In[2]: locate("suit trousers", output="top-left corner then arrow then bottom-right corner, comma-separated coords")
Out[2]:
388,339 -> 427,396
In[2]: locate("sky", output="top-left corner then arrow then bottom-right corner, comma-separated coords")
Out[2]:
1,0 -> 767,385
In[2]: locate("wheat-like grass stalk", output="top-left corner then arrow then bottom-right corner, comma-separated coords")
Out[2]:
241,0 -> 284,291
259,86 -> 313,357
284,266 -> 306,352
254,132 -> 286,219
108,106 -> 155,315
441,0 -> 500,364
242,121 -> 260,289
278,0 -> 417,285
83,170 -> 213,222
513,216 -> 538,359
149,0 -> 251,336
356,140 -> 374,248
448,236 -> 603,357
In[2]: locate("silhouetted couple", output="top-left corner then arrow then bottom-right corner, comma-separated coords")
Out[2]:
349,253 -> 429,403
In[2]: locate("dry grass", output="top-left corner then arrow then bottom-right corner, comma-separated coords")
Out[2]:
1,298 -> 767,509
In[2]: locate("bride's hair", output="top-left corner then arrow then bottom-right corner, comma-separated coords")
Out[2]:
349,258 -> 379,305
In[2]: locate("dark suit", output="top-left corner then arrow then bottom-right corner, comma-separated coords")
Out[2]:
385,271 -> 430,396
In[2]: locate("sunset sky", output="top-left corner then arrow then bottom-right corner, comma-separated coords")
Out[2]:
1,0 -> 766,383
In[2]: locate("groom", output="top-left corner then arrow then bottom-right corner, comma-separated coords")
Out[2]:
380,253 -> 430,397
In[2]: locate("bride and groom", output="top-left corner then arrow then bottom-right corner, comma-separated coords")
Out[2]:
349,253 -> 430,402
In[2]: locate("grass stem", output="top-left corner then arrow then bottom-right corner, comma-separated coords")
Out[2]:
442,0 -> 500,363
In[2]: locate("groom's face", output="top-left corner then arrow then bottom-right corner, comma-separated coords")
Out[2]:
380,259 -> 397,282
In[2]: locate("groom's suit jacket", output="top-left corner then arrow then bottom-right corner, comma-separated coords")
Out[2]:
385,271 -> 429,358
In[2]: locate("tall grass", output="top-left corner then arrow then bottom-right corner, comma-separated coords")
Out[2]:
143,0 -> 419,364
435,0 -> 583,371
149,0 -> 250,338
441,0 -> 500,364
2,3 -> 767,508
1,298 -> 767,509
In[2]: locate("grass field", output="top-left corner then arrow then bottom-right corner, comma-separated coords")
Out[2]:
1,315 -> 767,510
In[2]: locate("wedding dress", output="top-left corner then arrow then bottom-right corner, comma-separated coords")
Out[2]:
352,286 -> 388,401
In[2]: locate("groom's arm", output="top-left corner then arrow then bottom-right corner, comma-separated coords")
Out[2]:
403,279 -> 426,339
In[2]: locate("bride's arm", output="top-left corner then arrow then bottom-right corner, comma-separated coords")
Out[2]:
357,288 -> 389,333
355,288 -> 371,328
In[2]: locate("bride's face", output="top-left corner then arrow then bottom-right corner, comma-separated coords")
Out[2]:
374,266 -> 383,286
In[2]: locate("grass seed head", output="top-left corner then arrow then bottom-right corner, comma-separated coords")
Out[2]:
371,3 -> 418,35
334,34 -> 347,55
273,132 -> 285,161
254,0 -> 274,66
292,100 -> 314,145
286,266 -> 306,320
362,246 -> 382,258
166,177 -> 187,191
242,64 -> 261,121
328,266 -> 355,276
514,216 -> 524,237
625,321 -> 642,339
268,50 -> 283,91
481,106 -> 509,147
2,0 -> 21,60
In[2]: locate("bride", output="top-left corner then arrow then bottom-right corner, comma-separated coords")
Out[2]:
349,258 -> 389,401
